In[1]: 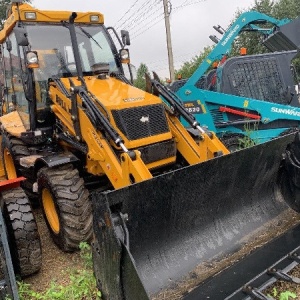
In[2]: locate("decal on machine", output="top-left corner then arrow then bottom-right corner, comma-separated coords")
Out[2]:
123,97 -> 144,102
271,107 -> 300,117
184,100 -> 206,114
140,116 -> 150,123
221,24 -> 240,46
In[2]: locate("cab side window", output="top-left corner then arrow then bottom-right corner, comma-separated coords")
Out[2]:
3,33 -> 27,114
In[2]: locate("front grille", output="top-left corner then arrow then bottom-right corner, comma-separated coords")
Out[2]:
112,104 -> 170,140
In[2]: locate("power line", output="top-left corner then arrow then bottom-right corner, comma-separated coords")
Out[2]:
115,0 -> 161,31
113,0 -> 139,28
173,0 -> 208,11
131,13 -> 164,40
129,0 -> 209,39
121,3 -> 162,32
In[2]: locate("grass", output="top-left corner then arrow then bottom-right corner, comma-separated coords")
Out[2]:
17,243 -> 101,300
268,287 -> 297,300
238,121 -> 259,149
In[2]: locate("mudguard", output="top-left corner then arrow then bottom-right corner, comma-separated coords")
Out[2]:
92,133 -> 299,300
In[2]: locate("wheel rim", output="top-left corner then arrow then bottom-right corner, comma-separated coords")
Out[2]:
3,148 -> 17,179
42,188 -> 60,234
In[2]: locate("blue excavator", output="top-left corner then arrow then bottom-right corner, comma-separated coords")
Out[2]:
169,11 -> 300,150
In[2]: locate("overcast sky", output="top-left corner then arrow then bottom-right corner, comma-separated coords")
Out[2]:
31,0 -> 255,79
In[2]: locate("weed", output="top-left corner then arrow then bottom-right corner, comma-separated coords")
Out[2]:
238,121 -> 259,149
17,242 -> 101,300
279,291 -> 297,300
268,287 -> 297,300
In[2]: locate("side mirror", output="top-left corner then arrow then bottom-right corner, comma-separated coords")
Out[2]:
121,30 -> 130,46
14,27 -> 29,46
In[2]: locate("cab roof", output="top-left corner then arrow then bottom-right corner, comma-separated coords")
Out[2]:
0,2 -> 104,42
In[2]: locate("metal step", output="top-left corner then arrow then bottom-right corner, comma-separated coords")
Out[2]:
0,210 -> 19,300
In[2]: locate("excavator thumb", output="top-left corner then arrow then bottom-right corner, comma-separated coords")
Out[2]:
92,132 -> 300,300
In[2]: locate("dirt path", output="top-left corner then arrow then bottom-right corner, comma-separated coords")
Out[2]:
24,208 -> 84,292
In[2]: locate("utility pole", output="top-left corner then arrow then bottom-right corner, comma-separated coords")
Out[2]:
163,0 -> 175,82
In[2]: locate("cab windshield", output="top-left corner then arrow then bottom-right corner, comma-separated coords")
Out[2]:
25,23 -> 122,80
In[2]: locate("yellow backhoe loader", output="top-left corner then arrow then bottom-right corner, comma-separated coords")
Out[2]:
0,1 -> 228,253
1,1 -> 300,299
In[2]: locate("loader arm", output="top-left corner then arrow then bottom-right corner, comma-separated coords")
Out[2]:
151,78 -> 229,160
177,11 -> 290,96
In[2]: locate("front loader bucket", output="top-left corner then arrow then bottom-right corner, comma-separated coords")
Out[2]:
92,133 -> 300,300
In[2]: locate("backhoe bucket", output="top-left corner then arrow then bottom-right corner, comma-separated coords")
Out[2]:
92,133 -> 300,300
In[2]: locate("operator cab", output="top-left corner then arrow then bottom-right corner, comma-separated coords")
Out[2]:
0,10 -> 131,137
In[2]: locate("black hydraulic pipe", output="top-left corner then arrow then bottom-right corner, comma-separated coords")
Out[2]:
76,87 -> 124,147
152,80 -> 200,128
61,14 -> 126,149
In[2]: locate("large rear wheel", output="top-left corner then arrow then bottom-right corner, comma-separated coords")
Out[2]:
1,133 -> 30,174
2,187 -> 42,277
1,134 -> 38,203
37,164 -> 93,252
1,134 -> 27,179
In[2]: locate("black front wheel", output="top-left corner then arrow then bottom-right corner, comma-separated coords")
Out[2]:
37,164 -> 93,252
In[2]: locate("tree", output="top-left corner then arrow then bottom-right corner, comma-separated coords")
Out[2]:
133,63 -> 150,91
0,0 -> 12,25
231,0 -> 300,56
272,0 -> 300,19
231,0 -> 275,56
175,46 -> 213,79
0,0 -> 31,28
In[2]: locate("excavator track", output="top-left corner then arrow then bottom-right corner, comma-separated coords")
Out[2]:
184,222 -> 300,300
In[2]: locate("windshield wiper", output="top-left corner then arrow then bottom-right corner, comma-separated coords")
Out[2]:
79,27 -> 102,49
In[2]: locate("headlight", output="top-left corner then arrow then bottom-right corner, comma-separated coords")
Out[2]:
90,15 -> 99,22
120,49 -> 129,61
26,51 -> 39,68
25,12 -> 36,20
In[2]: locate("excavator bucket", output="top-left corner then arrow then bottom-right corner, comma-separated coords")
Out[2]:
92,132 -> 300,300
